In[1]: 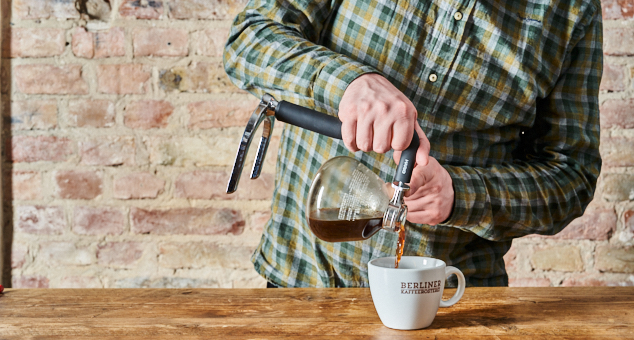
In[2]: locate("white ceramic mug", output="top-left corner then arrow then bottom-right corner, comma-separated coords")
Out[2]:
368,256 -> 466,330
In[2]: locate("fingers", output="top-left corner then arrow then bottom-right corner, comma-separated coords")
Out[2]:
403,161 -> 426,197
341,117 -> 358,152
401,157 -> 454,225
356,114 -> 374,152
404,194 -> 452,225
339,74 -> 431,157
392,118 -> 414,152
414,124 -> 430,167
392,124 -> 430,175
373,122 -> 393,153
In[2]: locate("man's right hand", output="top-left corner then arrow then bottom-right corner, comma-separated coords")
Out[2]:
338,73 -> 430,167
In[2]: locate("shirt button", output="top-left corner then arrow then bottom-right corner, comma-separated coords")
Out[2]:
454,11 -> 463,21
429,73 -> 438,82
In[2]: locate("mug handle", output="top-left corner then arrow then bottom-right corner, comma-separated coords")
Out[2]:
439,266 -> 465,307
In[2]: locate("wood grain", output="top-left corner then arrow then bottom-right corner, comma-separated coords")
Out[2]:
0,287 -> 633,339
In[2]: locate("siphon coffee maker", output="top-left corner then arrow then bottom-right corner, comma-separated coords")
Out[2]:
226,94 -> 419,245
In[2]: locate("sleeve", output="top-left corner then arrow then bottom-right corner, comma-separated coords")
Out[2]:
223,0 -> 379,113
440,5 -> 603,242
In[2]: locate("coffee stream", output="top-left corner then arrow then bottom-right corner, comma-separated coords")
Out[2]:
395,224 -> 405,268
308,208 -> 406,268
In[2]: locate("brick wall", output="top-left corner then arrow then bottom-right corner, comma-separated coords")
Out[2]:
2,0 -> 634,288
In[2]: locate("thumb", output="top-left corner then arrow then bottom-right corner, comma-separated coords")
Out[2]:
393,125 -> 429,173
414,124 -> 430,167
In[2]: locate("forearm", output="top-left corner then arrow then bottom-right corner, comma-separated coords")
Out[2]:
442,157 -> 599,241
224,0 -> 378,112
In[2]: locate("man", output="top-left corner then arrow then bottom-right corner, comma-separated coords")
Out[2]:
224,0 -> 602,287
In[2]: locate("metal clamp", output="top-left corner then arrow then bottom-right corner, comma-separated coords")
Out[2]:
226,95 -> 279,193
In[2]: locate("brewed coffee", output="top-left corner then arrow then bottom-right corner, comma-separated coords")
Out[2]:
308,208 -> 383,242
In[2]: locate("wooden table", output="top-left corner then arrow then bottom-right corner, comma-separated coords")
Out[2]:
1,287 -> 633,339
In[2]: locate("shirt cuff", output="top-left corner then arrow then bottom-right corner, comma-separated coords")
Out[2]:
312,56 -> 379,113
440,165 -> 489,228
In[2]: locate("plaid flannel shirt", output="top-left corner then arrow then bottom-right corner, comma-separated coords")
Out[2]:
224,0 -> 602,287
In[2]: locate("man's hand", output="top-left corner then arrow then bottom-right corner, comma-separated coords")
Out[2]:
339,73 -> 430,166
391,155 -> 455,225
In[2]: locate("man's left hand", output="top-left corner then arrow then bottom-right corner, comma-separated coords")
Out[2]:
392,155 -> 454,225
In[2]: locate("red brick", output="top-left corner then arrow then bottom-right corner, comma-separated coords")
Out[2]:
10,100 -> 57,130
174,171 -> 274,200
508,277 -> 551,287
4,28 -> 65,58
159,61 -> 242,93
79,136 -> 136,166
119,0 -> 163,19
604,28 -> 634,56
159,242 -> 253,269
97,64 -> 151,94
143,135 -> 236,166
531,246 -> 583,272
71,27 -> 93,58
625,210 -> 634,233
133,28 -> 188,57
15,64 -> 89,94
600,64 -> 626,92
601,173 -> 634,201
131,207 -> 245,235
59,276 -> 102,288
97,242 -> 144,268
54,170 -> 103,200
113,172 -> 165,199
73,206 -> 125,235
169,0 -> 247,20
618,0 -> 634,18
601,99 -> 634,128
12,275 -> 49,288
124,100 -> 174,129
188,98 -> 259,129
72,27 -> 125,59
68,99 -> 115,128
595,245 -> 634,272
39,242 -> 95,266
12,171 -> 42,200
192,28 -> 230,56
159,62 -> 209,92
11,242 -> 28,269
555,207 -> 616,240
600,136 -> 634,167
249,211 -> 271,232
16,205 -> 65,234
602,0 -> 634,19
503,244 -> 518,272
9,136 -> 74,163
603,0 -> 622,19
13,0 -> 79,19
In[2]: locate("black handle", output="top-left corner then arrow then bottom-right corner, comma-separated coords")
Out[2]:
275,100 -> 419,183
275,101 -> 342,140
394,130 -> 419,184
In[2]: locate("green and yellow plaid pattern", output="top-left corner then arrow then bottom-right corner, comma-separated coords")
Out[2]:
224,0 -> 603,287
